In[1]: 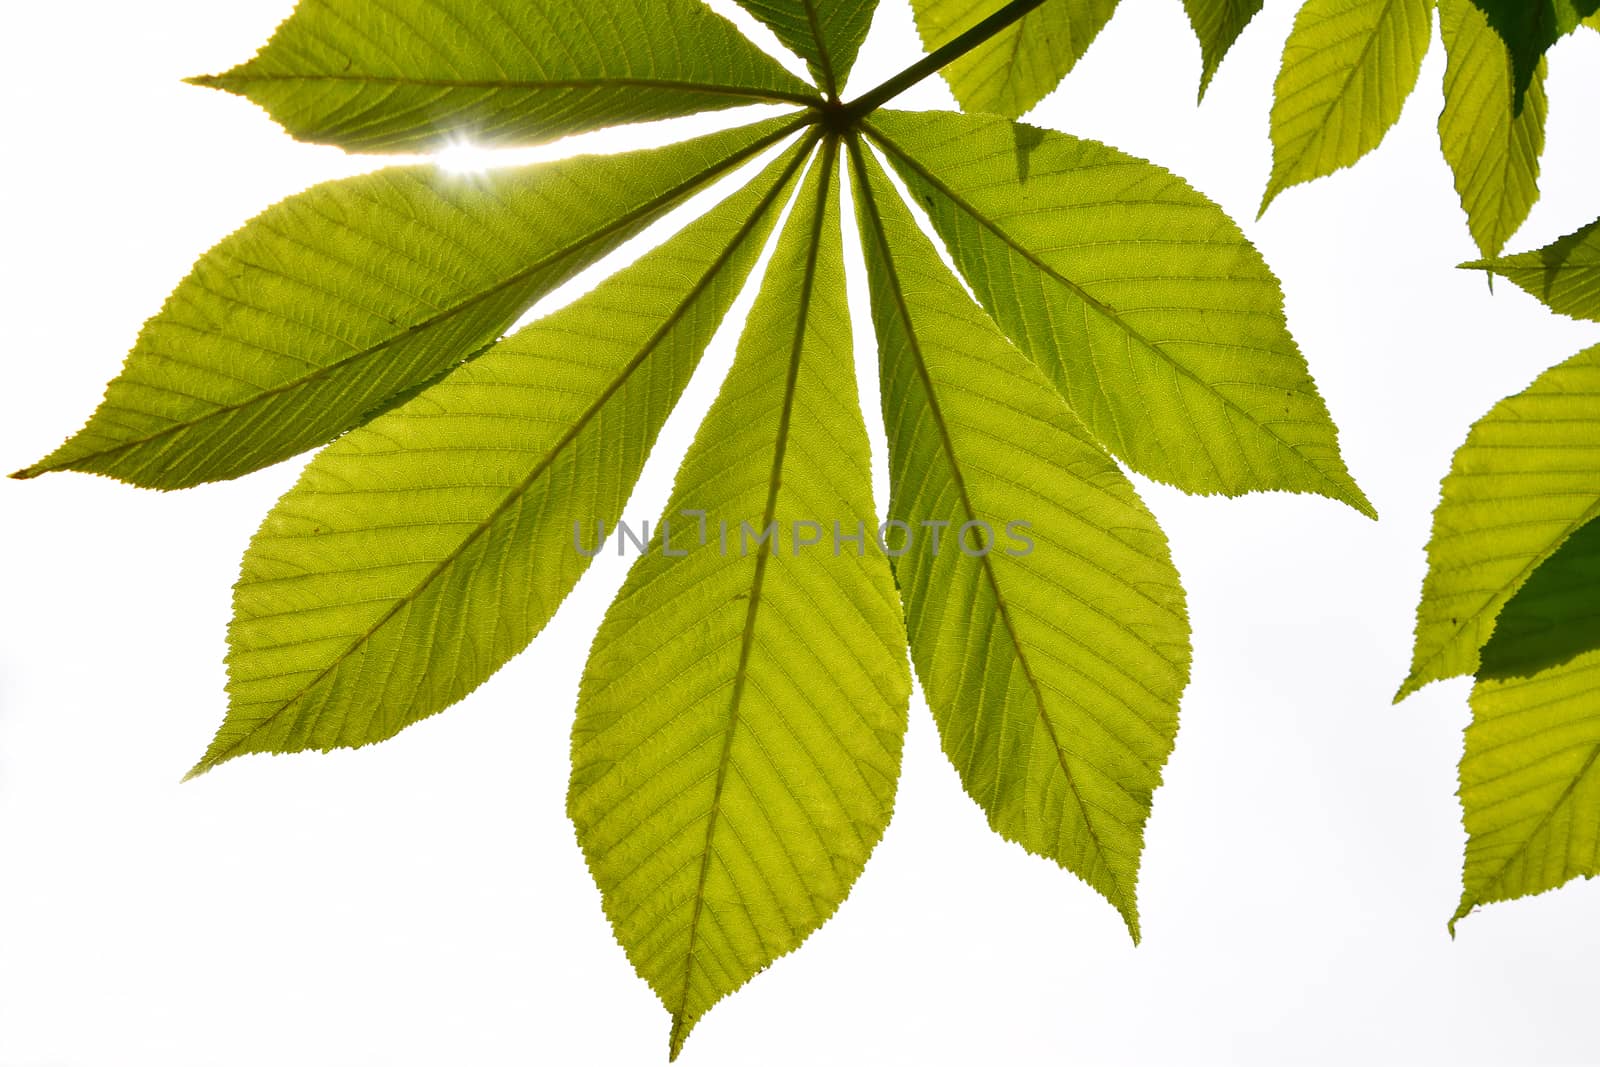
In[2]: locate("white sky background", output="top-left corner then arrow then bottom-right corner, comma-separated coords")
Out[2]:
3,1 -> 1600,1063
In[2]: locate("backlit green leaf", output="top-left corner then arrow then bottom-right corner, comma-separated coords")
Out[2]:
1463,216 -> 1600,320
1454,646 -> 1600,931
1182,0 -> 1264,99
1438,0 -> 1547,260
851,137 -> 1190,938
733,0 -> 879,96
1464,0 -> 1597,116
570,141 -> 910,1059
1261,0 -> 1436,214
189,0 -> 818,151
1399,344 -> 1600,699
866,110 -> 1373,514
188,138 -> 811,776
910,0 -> 1120,119
15,116 -> 801,489
1479,517 -> 1600,680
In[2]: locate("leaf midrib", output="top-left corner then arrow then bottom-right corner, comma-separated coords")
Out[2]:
669,136 -> 834,1057
24,116 -> 810,482
196,71 -> 823,107
865,119 -> 1365,512
848,135 -> 1135,928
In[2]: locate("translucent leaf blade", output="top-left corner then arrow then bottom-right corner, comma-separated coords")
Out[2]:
910,0 -> 1120,119
16,117 -> 801,489
867,110 -> 1373,514
733,0 -> 879,96
1463,216 -> 1600,320
569,142 -> 910,1059
1454,647 -> 1600,930
1399,344 -> 1600,699
189,138 -> 812,775
190,0 -> 817,151
1261,0 -> 1436,214
1463,0 -> 1597,115
1182,0 -> 1265,99
851,139 -> 1191,938
1439,0 -> 1547,260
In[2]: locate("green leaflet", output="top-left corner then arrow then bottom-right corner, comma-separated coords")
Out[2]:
1454,646 -> 1600,931
1479,517 -> 1600,680
1182,0 -> 1265,99
189,0 -> 817,151
1398,344 -> 1600,699
189,136 -> 813,776
867,110 -> 1373,514
910,0 -> 1120,119
1464,217 -> 1600,320
1261,0 -> 1436,214
850,137 -> 1190,938
14,116 -> 801,489
1439,0 -> 1548,260
1464,0 -> 1598,116
569,140 -> 910,1059
733,0 -> 878,96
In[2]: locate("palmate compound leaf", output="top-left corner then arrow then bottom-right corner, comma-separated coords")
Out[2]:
909,0 -> 1121,119
1464,216 -> 1600,321
865,110 -> 1374,514
1398,344 -> 1600,699
188,0 -> 818,152
1455,646 -> 1600,931
733,0 -> 878,97
188,134 -> 815,775
568,139 -> 912,1059
1465,0 -> 1599,116
13,115 -> 804,489
1438,0 -> 1548,260
850,136 -> 1191,938
1260,0 -> 1436,215
1182,0 -> 1265,100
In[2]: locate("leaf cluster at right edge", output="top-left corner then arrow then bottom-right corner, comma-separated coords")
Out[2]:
1398,217 -> 1600,929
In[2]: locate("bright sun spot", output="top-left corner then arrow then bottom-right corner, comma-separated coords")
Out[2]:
435,138 -> 502,176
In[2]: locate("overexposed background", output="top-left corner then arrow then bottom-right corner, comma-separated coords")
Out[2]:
3,1 -> 1599,1063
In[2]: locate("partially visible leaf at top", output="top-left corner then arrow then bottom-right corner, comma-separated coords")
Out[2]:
1453,645 -> 1600,931
1464,216 -> 1600,320
189,138 -> 811,776
189,0 -> 817,151
851,137 -> 1190,938
910,0 -> 1120,119
866,110 -> 1373,514
1479,516 -> 1600,680
570,142 -> 911,1059
733,0 -> 879,96
1398,344 -> 1600,699
1260,0 -> 1436,215
1438,0 -> 1548,260
1182,0 -> 1265,100
13,116 -> 799,488
1465,0 -> 1599,115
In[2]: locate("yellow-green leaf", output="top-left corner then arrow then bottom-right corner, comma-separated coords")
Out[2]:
1454,646 -> 1600,930
850,136 -> 1190,938
1463,216 -> 1600,320
909,0 -> 1120,119
1182,0 -> 1265,99
569,141 -> 910,1059
867,110 -> 1373,514
15,117 -> 801,489
1261,0 -> 1436,214
733,0 -> 879,96
1439,0 -> 1548,260
190,0 -> 818,151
